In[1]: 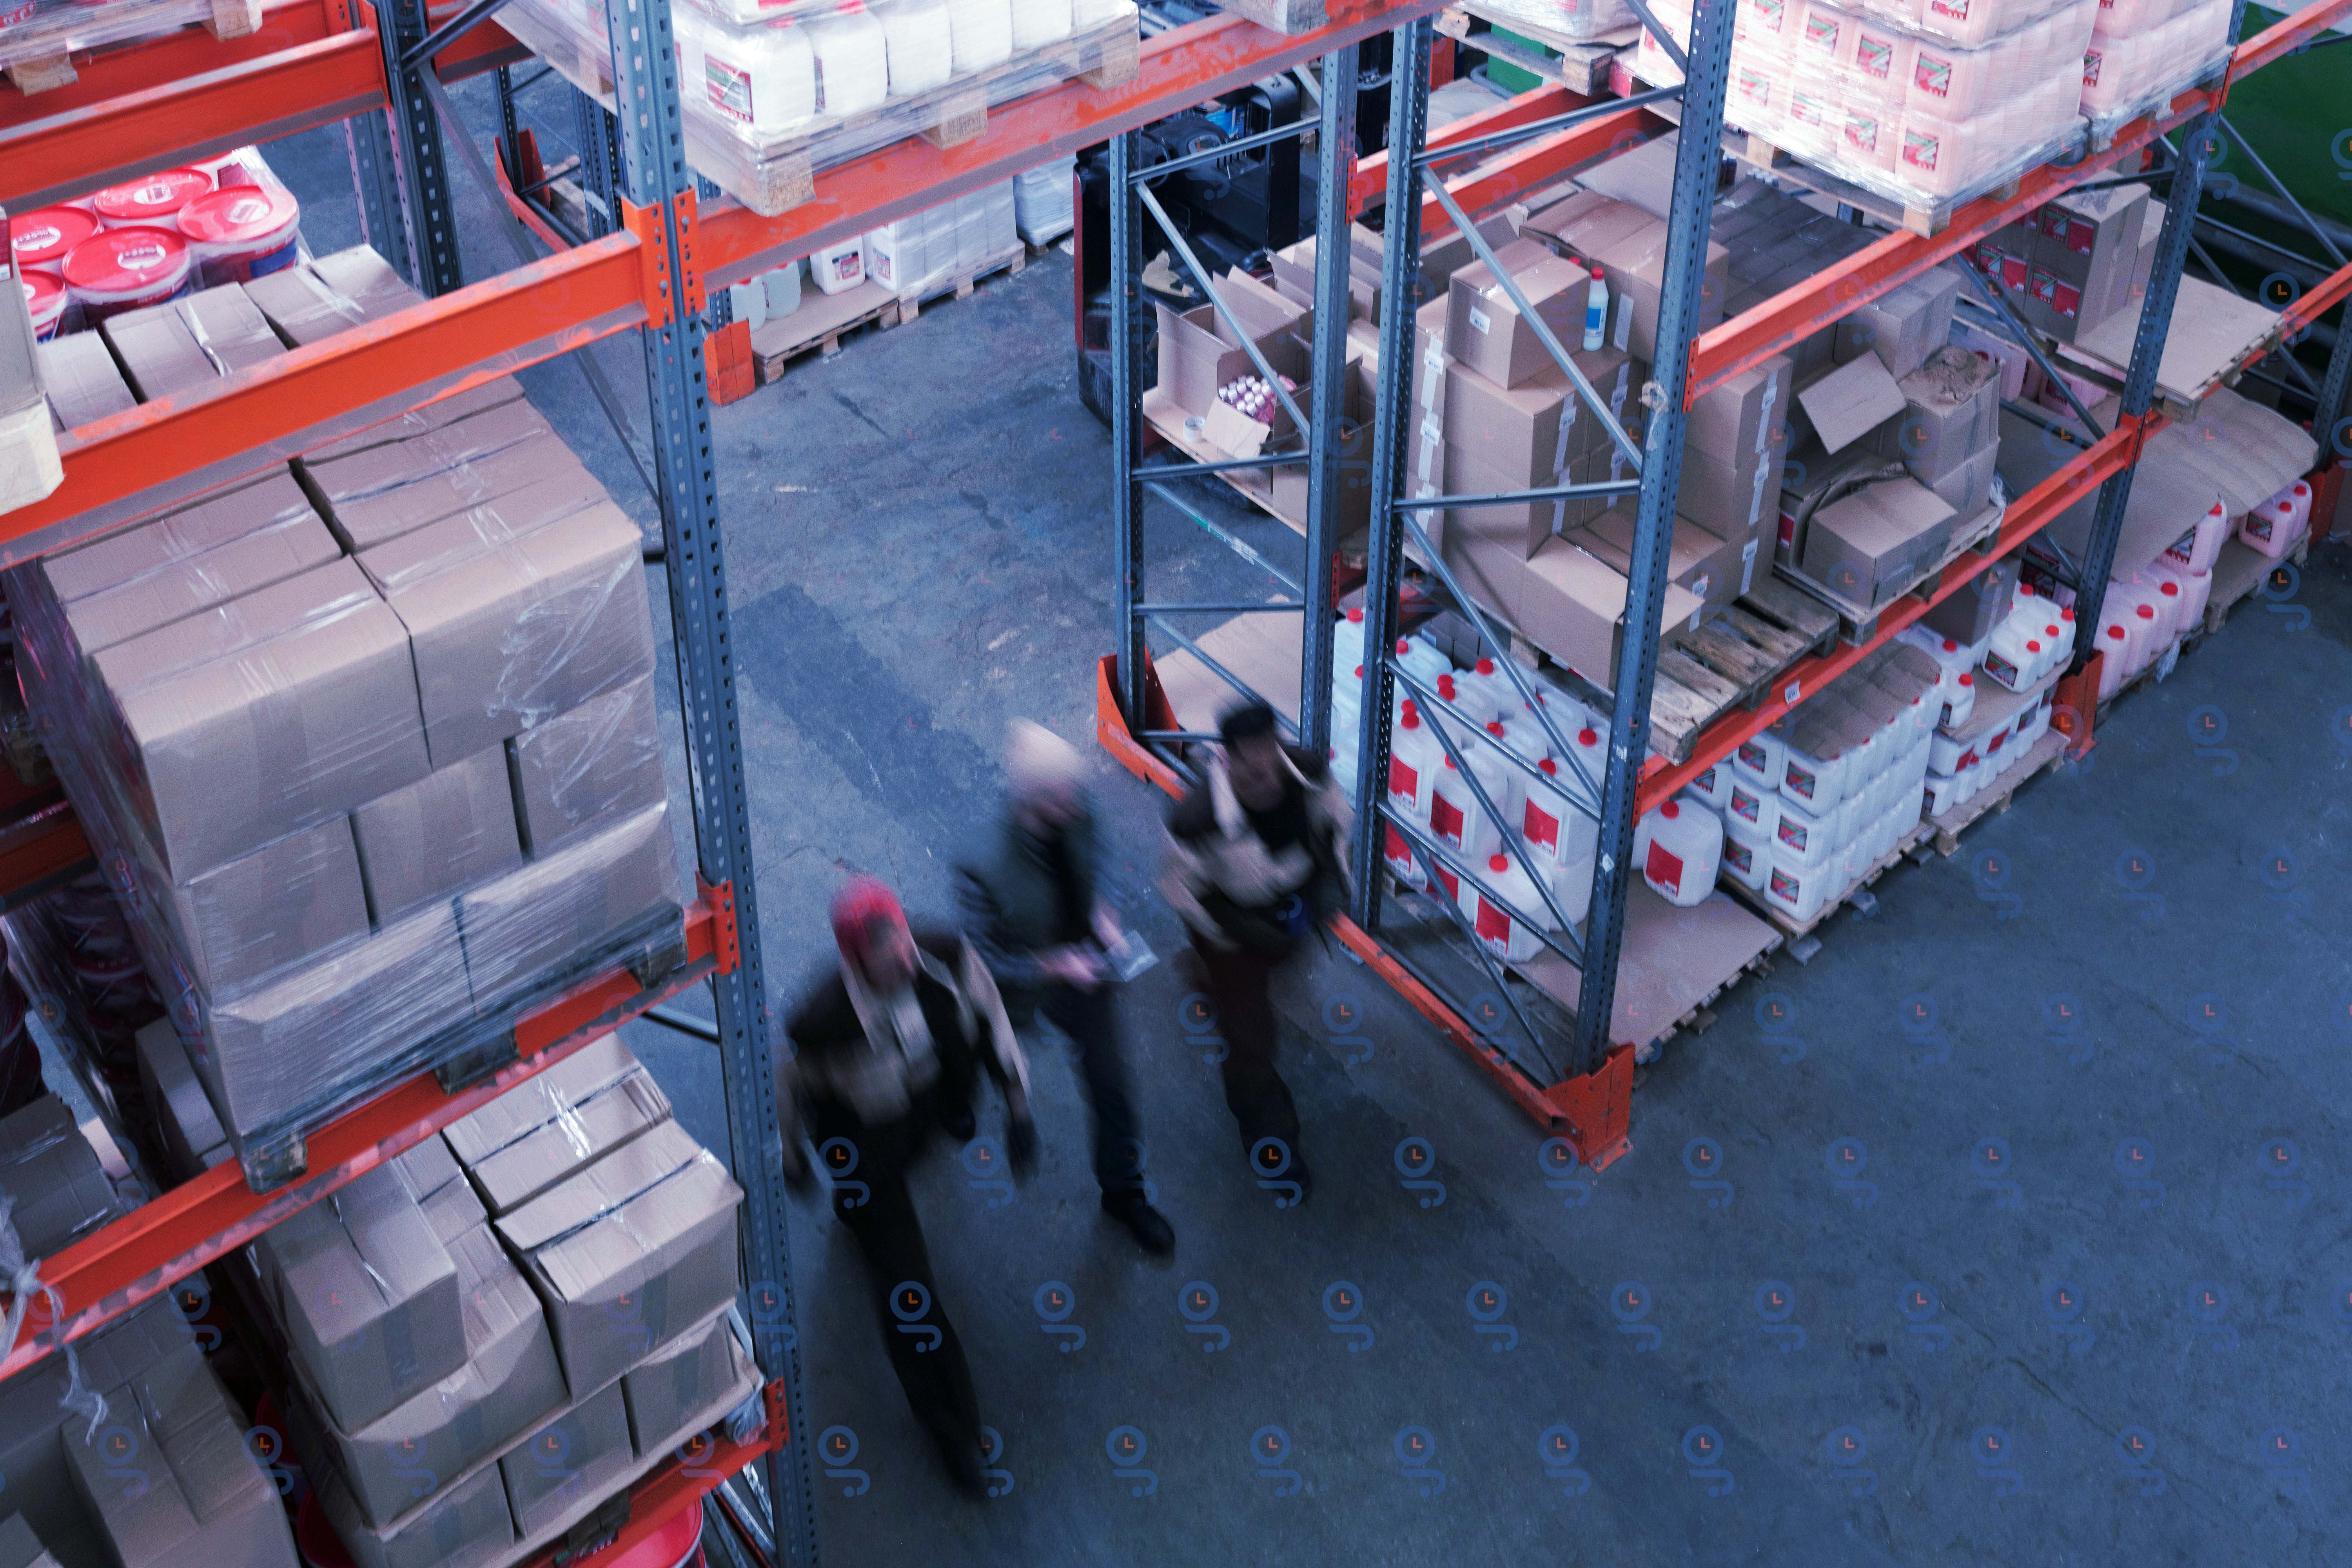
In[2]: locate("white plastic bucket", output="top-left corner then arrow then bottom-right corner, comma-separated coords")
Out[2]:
175,183 -> 301,287
22,272 -> 66,340
62,225 -> 193,323
11,204 -> 99,278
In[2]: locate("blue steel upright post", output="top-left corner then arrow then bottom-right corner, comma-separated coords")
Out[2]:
598,0 -> 818,1560
1572,0 -> 1736,1070
1111,131 -> 1152,732
372,0 -> 463,294
1299,44 -> 1362,758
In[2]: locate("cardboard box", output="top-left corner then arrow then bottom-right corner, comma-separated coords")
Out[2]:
353,746 -> 525,922
0,1515 -> 63,1568
64,515 -> 342,655
1268,225 -> 1384,319
1884,345 -> 2001,479
0,1095 -> 121,1258
1918,554 -> 2017,646
1518,189 -> 1730,361
102,285 -> 286,402
323,440 -> 605,555
1417,332 -> 1626,485
135,1018 -> 229,1178
494,1118 -> 744,1397
1438,516 -> 1531,624
64,1350 -> 298,1568
156,815 -> 372,994
444,1035 -> 673,1217
394,1128 -> 465,1205
1441,443 -> 1588,558
255,1160 -> 465,1433
359,499 -> 654,768
1793,355 -> 1907,456
1681,352 -> 1792,541
1415,212 -> 1520,301
2033,183 -> 2149,330
41,472 -> 316,603
1831,267 -> 1961,381
302,379 -> 530,465
97,559 -> 432,879
1677,442 -> 1783,547
1573,505 -> 1745,608
38,330 -> 138,432
0,1305 -> 194,1559
1444,239 -> 1590,390
622,1314 -> 751,1458
318,1459 -> 514,1568
1921,442 -> 2000,519
500,1382 -> 634,1540
1801,479 -> 1956,603
197,899 -> 475,1140
320,1223 -> 568,1528
303,401 -> 555,509
1515,535 -> 1704,682
1152,272 -> 1310,418
456,802 -> 684,1006
245,246 -> 425,347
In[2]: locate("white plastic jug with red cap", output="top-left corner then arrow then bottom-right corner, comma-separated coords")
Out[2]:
1386,700 -> 1441,820
1464,852 -> 1556,962
2094,618 -> 2132,697
2165,501 -> 2230,573
1779,728 -> 1848,814
2146,558 -> 2210,630
1633,799 -> 1722,907
1763,846 -> 1829,924
1981,617 -> 2045,692
1461,657 -> 1522,724
1333,607 -> 1368,671
1771,790 -> 1836,871
2238,490 -> 2301,559
1396,635 -> 1453,691
1430,748 -> 1509,865
1427,669 -> 1499,744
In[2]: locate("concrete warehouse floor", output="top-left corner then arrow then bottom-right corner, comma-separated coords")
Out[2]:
255,93 -> 2352,1565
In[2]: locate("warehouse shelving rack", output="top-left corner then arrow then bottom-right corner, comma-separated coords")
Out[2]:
0,0 -> 1459,1562
1097,0 -> 2352,1169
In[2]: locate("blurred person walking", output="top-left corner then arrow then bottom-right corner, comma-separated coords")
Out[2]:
777,877 -> 1036,1497
1160,701 -> 1351,1202
956,721 -> 1175,1256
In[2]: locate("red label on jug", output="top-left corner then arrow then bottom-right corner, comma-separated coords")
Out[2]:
2082,49 -> 2103,86
1984,650 -> 2017,684
1737,740 -> 1769,773
1777,817 -> 1808,852
1646,841 -> 1684,895
1731,786 -> 1762,823
1769,866 -> 1803,903
1804,11 -> 1838,49
1475,897 -> 1512,951
1524,800 -> 1560,855
1725,840 -> 1753,876
1431,795 -> 1466,847
1914,55 -> 1952,96
2249,511 -> 2273,541
1388,758 -> 1419,803
1856,33 -> 1893,75
1786,762 -> 1817,800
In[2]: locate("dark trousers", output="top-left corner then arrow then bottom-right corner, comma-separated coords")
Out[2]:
1038,982 -> 1145,1195
1191,936 -> 1302,1160
816,1103 -> 982,1455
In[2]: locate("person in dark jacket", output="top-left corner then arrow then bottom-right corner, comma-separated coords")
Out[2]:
1161,701 -> 1352,1202
777,877 -> 1036,1497
955,721 -> 1175,1257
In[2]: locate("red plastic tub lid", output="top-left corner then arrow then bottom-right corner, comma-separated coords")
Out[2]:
91,166 -> 214,223
178,184 -> 300,243
22,271 -> 64,318
12,205 -> 100,267
62,226 -> 189,291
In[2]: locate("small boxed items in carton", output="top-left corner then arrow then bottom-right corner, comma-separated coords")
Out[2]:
1154,269 -> 1310,421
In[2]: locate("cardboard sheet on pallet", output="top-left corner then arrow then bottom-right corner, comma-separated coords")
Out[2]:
746,279 -> 897,365
1518,884 -> 1776,1048
2061,276 -> 2288,410
1155,612 -> 1305,737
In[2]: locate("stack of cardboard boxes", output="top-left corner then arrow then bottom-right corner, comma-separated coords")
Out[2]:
132,1030 -> 753,1568
7,248 -> 685,1167
1969,183 -> 2161,346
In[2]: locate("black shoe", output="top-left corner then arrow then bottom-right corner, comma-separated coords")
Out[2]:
1101,1190 -> 1176,1256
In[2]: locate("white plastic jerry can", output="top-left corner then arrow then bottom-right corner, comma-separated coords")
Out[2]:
1771,789 -> 1836,870
1779,727 -> 1848,814
1980,616 -> 2043,692
2165,501 -> 2229,573
1386,701 -> 1442,820
1333,606 -> 1368,674
1461,657 -> 1524,725
1430,752 -> 1507,864
1396,635 -> 1454,691
1521,757 -> 1600,880
2094,619 -> 2131,697
1428,670 -> 1499,746
1634,799 -> 1722,907
1923,768 -> 1964,817
2238,494 -> 2299,558
1718,829 -> 1770,892
1467,852 -> 1555,963
2145,575 -> 2185,646
1764,846 -> 1828,924
1684,758 -> 1735,811
1722,777 -> 1781,848
1939,670 -> 1976,730
2146,557 -> 2210,630
2125,602 -> 2161,675
1731,722 -> 1786,791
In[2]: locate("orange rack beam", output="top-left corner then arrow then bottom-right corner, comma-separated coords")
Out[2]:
0,897 -> 728,1384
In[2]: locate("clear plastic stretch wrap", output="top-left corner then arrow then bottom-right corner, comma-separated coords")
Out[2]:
1012,155 -> 1077,245
2079,0 -> 2234,131
1637,0 -> 2097,210
7,350 -> 688,1167
864,181 -> 1019,299
499,0 -> 1139,215
1465,0 -> 1639,41
0,0 -> 221,73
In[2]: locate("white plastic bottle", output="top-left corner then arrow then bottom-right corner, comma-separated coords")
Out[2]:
2147,557 -> 2210,630
2238,494 -> 2299,559
2146,575 -> 2185,647
1482,716 -> 1547,769
1428,669 -> 1499,745
1731,722 -> 1786,792
1683,759 -> 1734,811
2164,501 -> 2229,573
1461,657 -> 1524,725
1383,821 -> 1428,889
1466,852 -> 1557,963
2094,620 -> 2131,699
1558,725 -> 1610,797
1941,670 -> 1976,730
1634,799 -> 1722,907
1396,635 -> 1454,692
1582,265 -> 1608,352
1430,753 -> 1507,864
1981,617 -> 2043,693
1333,606 -> 1368,673
1386,700 -> 1442,820
1521,758 -> 1600,885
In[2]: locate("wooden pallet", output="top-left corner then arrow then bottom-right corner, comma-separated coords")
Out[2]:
1721,817 -> 1935,958
1775,495 -> 2006,644
1724,127 -> 2025,239
2203,532 -> 2309,635
883,244 -> 1026,327
748,279 -> 899,383
1436,5 -> 1634,94
1632,948 -> 1777,1065
1928,729 -> 2069,857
